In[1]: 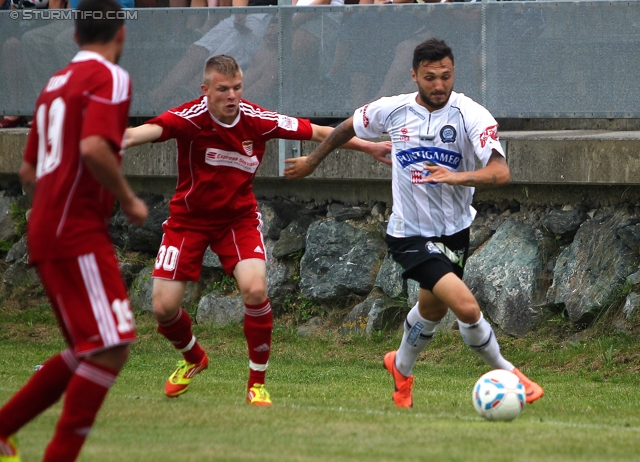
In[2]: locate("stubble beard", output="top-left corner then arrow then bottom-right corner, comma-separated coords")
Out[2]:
417,87 -> 450,111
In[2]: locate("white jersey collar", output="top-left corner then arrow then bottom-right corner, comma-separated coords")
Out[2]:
71,50 -> 108,64
413,90 -> 457,115
206,96 -> 241,128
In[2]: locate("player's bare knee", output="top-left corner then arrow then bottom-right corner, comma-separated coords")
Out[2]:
152,299 -> 179,323
240,284 -> 267,306
89,344 -> 130,371
418,303 -> 449,322
451,300 -> 481,325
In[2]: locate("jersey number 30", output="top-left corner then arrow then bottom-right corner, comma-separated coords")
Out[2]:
35,97 -> 65,179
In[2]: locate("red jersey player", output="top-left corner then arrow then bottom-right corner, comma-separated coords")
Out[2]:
125,54 -> 391,405
0,1 -> 148,461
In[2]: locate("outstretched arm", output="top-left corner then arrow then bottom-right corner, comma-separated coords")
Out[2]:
123,124 -> 163,149
284,117 -> 390,179
419,150 -> 510,187
310,122 -> 392,165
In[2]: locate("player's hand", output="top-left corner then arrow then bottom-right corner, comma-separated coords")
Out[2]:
419,164 -> 460,185
283,157 -> 317,179
366,140 -> 392,165
121,196 -> 149,227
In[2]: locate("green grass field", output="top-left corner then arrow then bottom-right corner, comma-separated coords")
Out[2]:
2,306 -> 640,462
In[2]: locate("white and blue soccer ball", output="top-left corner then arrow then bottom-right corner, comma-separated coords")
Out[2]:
472,369 -> 526,421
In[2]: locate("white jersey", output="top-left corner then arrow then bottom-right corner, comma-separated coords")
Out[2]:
353,91 -> 505,238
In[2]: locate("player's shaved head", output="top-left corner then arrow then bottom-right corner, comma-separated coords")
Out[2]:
413,38 -> 454,72
75,0 -> 124,46
204,55 -> 242,84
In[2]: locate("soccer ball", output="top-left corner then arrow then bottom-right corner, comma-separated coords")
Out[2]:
472,369 -> 525,422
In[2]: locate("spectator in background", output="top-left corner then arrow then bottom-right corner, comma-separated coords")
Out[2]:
8,0 -> 138,116
323,0 -> 430,109
242,0 -> 342,110
148,0 -> 276,111
0,0 -> 66,128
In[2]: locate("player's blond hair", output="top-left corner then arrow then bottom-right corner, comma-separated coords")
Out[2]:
203,55 -> 243,84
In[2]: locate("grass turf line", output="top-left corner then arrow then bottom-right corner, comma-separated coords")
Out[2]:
1,314 -> 640,461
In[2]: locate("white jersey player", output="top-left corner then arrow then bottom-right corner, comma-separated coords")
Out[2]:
353,91 -> 503,238
284,37 -> 544,409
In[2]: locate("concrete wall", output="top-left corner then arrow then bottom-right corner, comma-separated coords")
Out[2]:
2,127 -> 640,205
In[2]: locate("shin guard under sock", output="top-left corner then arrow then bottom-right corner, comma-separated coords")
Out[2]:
157,307 -> 205,364
243,299 -> 273,389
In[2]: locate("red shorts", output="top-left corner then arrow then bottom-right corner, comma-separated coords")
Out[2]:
36,248 -> 136,357
153,213 -> 266,281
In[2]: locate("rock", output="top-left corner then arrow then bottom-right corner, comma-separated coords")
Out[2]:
338,290 -> 399,336
547,210 -> 640,325
6,236 -> 27,264
617,219 -> 640,254
258,200 -> 304,240
110,194 -> 168,254
622,292 -> 640,321
465,218 -> 547,336
129,267 -> 155,312
202,248 -> 224,272
0,196 -> 26,242
300,220 -> 386,301
3,258 -> 39,288
265,239 -> 298,308
627,271 -> 640,286
374,253 -> 406,299
297,316 -> 324,337
469,221 -> 493,255
197,292 -> 245,325
130,265 -> 201,312
328,203 -> 369,222
272,216 -> 314,258
541,209 -> 589,239
119,260 -> 147,288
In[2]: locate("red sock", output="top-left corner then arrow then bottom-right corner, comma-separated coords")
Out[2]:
243,299 -> 273,390
0,349 -> 78,437
43,360 -> 118,462
157,307 -> 205,364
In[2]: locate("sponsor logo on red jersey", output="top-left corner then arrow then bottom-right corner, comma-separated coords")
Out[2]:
479,124 -> 499,148
242,140 -> 254,156
205,148 -> 260,173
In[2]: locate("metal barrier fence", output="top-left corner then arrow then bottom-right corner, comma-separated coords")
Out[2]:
1,1 -> 639,118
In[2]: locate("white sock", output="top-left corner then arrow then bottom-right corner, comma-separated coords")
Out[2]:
457,313 -> 514,371
395,303 -> 440,377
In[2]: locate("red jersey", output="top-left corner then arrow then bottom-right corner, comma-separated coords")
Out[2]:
146,97 -> 313,229
24,51 -> 131,262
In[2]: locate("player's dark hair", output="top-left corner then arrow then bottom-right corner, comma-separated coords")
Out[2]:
204,55 -> 242,83
75,0 -> 124,46
412,38 -> 454,71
